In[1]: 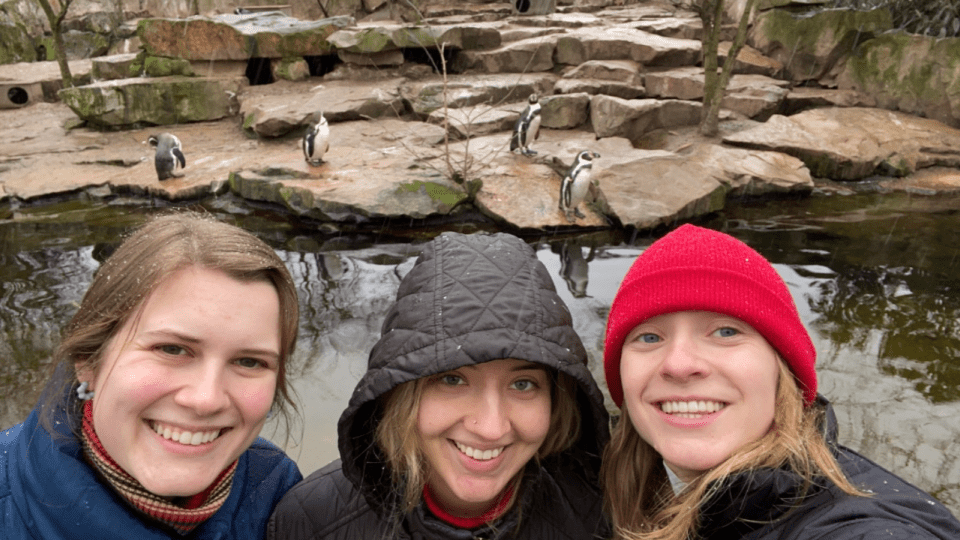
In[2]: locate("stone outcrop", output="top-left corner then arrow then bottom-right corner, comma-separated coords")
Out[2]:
835,33 -> 960,130
589,95 -> 702,143
59,75 -> 245,128
723,108 -> 960,180
748,6 -> 892,83
138,13 -> 354,61
240,79 -> 407,137
4,0 -> 960,235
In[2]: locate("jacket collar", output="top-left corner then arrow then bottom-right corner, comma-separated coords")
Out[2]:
696,395 -> 836,537
9,407 -> 243,539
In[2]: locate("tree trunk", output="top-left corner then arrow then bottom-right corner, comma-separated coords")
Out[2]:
699,0 -> 759,137
35,0 -> 74,88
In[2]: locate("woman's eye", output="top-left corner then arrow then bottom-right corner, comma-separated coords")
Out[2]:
235,357 -> 265,369
511,379 -> 538,392
714,327 -> 740,338
638,333 -> 661,344
439,374 -> 464,386
158,344 -> 187,356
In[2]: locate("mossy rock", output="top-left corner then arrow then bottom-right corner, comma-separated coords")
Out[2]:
143,55 -> 195,77
751,7 -> 893,81
840,32 -> 960,128
0,21 -> 36,64
59,76 -> 244,128
273,57 -> 309,81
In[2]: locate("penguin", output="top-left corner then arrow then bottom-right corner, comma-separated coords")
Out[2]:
559,150 -> 601,222
510,93 -> 541,156
302,112 -> 330,166
147,133 -> 185,181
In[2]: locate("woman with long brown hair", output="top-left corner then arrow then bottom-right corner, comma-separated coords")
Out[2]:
0,212 -> 302,539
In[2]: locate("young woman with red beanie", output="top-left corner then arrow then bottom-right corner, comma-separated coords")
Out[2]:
601,224 -> 959,540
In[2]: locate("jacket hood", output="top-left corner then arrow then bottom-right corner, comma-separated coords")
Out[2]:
337,232 -> 609,510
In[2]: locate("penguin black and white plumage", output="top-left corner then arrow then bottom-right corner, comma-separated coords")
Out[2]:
510,93 -> 541,156
302,112 -> 330,166
559,150 -> 600,222
147,133 -> 185,181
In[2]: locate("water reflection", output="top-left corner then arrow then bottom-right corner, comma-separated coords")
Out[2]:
1,190 -> 959,515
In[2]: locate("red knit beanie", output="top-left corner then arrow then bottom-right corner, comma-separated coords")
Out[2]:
604,224 -> 817,407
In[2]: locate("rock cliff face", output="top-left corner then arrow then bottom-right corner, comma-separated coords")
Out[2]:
2,0 -> 960,232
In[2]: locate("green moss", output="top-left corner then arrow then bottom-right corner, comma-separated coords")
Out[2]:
0,21 -> 35,63
128,51 -> 147,77
351,29 -> 394,54
396,181 -> 466,207
847,33 -> 959,104
759,7 -> 892,59
242,112 -> 257,132
144,56 -> 195,77
274,57 -> 308,81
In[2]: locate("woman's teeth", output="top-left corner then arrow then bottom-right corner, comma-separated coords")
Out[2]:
151,422 -> 222,445
660,400 -> 724,417
456,442 -> 504,461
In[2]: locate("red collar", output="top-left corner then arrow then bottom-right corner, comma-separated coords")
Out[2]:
422,482 -> 515,529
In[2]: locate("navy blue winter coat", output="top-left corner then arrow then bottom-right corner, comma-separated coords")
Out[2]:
0,406 -> 302,539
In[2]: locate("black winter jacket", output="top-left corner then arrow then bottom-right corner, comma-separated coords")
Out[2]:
698,397 -> 960,540
268,232 -> 611,540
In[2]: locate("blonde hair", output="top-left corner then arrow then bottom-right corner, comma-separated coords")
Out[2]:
375,367 -> 582,516
41,212 -> 299,434
601,360 -> 865,540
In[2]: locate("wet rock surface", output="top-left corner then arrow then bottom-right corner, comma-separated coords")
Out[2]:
2,1 -> 960,233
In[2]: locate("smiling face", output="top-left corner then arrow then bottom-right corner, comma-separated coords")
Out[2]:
417,358 -> 552,518
619,310 -> 779,482
77,265 -> 281,497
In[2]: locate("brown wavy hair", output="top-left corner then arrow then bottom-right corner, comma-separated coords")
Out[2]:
601,360 -> 865,540
40,211 -> 299,436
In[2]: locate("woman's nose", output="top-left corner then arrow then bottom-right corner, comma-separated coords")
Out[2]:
174,363 -> 230,416
465,391 -> 510,440
659,335 -> 710,380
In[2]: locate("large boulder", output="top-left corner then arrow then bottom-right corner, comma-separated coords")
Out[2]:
59,75 -> 245,128
554,26 -> 701,67
400,73 -> 556,117
592,140 -> 813,229
452,34 -> 556,73
836,33 -> 960,130
327,23 -> 502,53
748,6 -> 892,83
138,13 -> 354,61
240,79 -> 407,138
589,95 -> 702,142
723,107 -> 960,180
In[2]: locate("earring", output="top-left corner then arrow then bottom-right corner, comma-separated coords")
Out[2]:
76,381 -> 95,401
266,408 -> 275,420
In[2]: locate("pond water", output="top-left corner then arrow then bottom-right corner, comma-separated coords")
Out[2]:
2,188 -> 959,515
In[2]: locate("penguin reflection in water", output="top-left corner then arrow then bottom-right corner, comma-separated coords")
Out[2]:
560,150 -> 601,222
510,93 -> 541,156
302,112 -> 330,166
147,133 -> 185,181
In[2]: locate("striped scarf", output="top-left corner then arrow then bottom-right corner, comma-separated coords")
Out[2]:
80,401 -> 236,535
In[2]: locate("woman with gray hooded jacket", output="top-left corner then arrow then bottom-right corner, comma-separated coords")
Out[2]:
268,232 -> 610,540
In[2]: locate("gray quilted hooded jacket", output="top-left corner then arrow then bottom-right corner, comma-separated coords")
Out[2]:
268,232 -> 610,540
